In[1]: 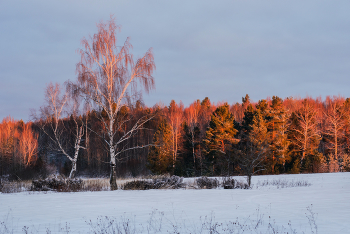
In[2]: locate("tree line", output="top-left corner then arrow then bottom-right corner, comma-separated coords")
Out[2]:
1,95 -> 350,183
147,95 -> 350,185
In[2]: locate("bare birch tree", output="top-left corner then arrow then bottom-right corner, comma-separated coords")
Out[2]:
293,99 -> 321,164
18,123 -> 38,166
184,100 -> 201,172
70,17 -> 155,190
166,100 -> 184,168
323,97 -> 346,160
38,83 -> 85,178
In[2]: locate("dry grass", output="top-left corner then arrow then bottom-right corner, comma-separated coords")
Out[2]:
82,178 -> 110,191
82,177 -> 139,191
0,180 -> 32,193
255,178 -> 311,189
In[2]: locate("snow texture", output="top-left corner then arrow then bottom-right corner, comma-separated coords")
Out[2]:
0,172 -> 349,233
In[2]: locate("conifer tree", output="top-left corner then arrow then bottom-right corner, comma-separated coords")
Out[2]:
236,109 -> 269,186
267,96 -> 291,173
241,104 -> 255,133
147,119 -> 173,174
204,103 -> 238,175
232,94 -> 251,123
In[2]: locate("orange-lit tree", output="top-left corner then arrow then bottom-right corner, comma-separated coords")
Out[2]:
236,109 -> 269,186
323,97 -> 346,161
0,117 -> 38,176
71,17 -> 155,190
0,117 -> 17,175
18,123 -> 38,166
292,99 -> 321,167
147,119 -> 173,174
165,100 -> 184,168
184,100 -> 201,174
267,96 -> 291,173
204,103 -> 238,175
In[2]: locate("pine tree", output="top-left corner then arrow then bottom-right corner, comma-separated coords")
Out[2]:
267,96 -> 291,173
203,103 -> 238,175
236,109 -> 269,186
241,104 -> 255,133
147,119 -> 173,174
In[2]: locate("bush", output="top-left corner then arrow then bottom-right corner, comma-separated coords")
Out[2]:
222,177 -> 235,189
122,180 -> 154,190
31,175 -> 83,192
153,175 -> 185,189
234,180 -> 250,189
121,175 -> 185,190
196,177 -> 219,189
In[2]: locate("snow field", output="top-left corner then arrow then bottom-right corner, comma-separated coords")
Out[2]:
0,172 -> 349,233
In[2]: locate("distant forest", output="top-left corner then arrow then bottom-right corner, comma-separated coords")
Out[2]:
1,94 -> 350,180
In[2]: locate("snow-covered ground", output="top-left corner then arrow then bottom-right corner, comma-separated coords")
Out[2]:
1,172 -> 349,233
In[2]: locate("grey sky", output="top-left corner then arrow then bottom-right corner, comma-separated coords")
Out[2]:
1,0 -> 350,121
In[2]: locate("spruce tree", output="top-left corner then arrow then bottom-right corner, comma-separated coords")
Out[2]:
203,103 -> 238,175
236,109 -> 269,186
241,104 -> 255,133
267,96 -> 291,173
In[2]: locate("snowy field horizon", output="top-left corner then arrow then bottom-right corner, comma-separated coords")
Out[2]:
1,172 -> 349,233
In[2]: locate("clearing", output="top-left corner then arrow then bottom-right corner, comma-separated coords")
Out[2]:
0,172 -> 349,233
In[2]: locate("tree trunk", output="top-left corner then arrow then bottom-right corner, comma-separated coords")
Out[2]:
110,164 -> 118,190
247,174 -> 252,187
69,160 -> 77,179
108,119 -> 118,190
227,160 -> 230,177
192,132 -> 196,176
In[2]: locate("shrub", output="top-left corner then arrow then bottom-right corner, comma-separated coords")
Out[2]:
234,180 -> 250,189
121,175 -> 185,190
196,177 -> 219,189
153,175 -> 185,189
222,177 -> 235,189
122,180 -> 154,190
31,175 -> 83,192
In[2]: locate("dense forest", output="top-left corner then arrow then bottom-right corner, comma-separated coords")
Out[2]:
1,94 -> 350,181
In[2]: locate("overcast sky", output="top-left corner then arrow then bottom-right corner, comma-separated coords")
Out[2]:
1,0 -> 350,121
